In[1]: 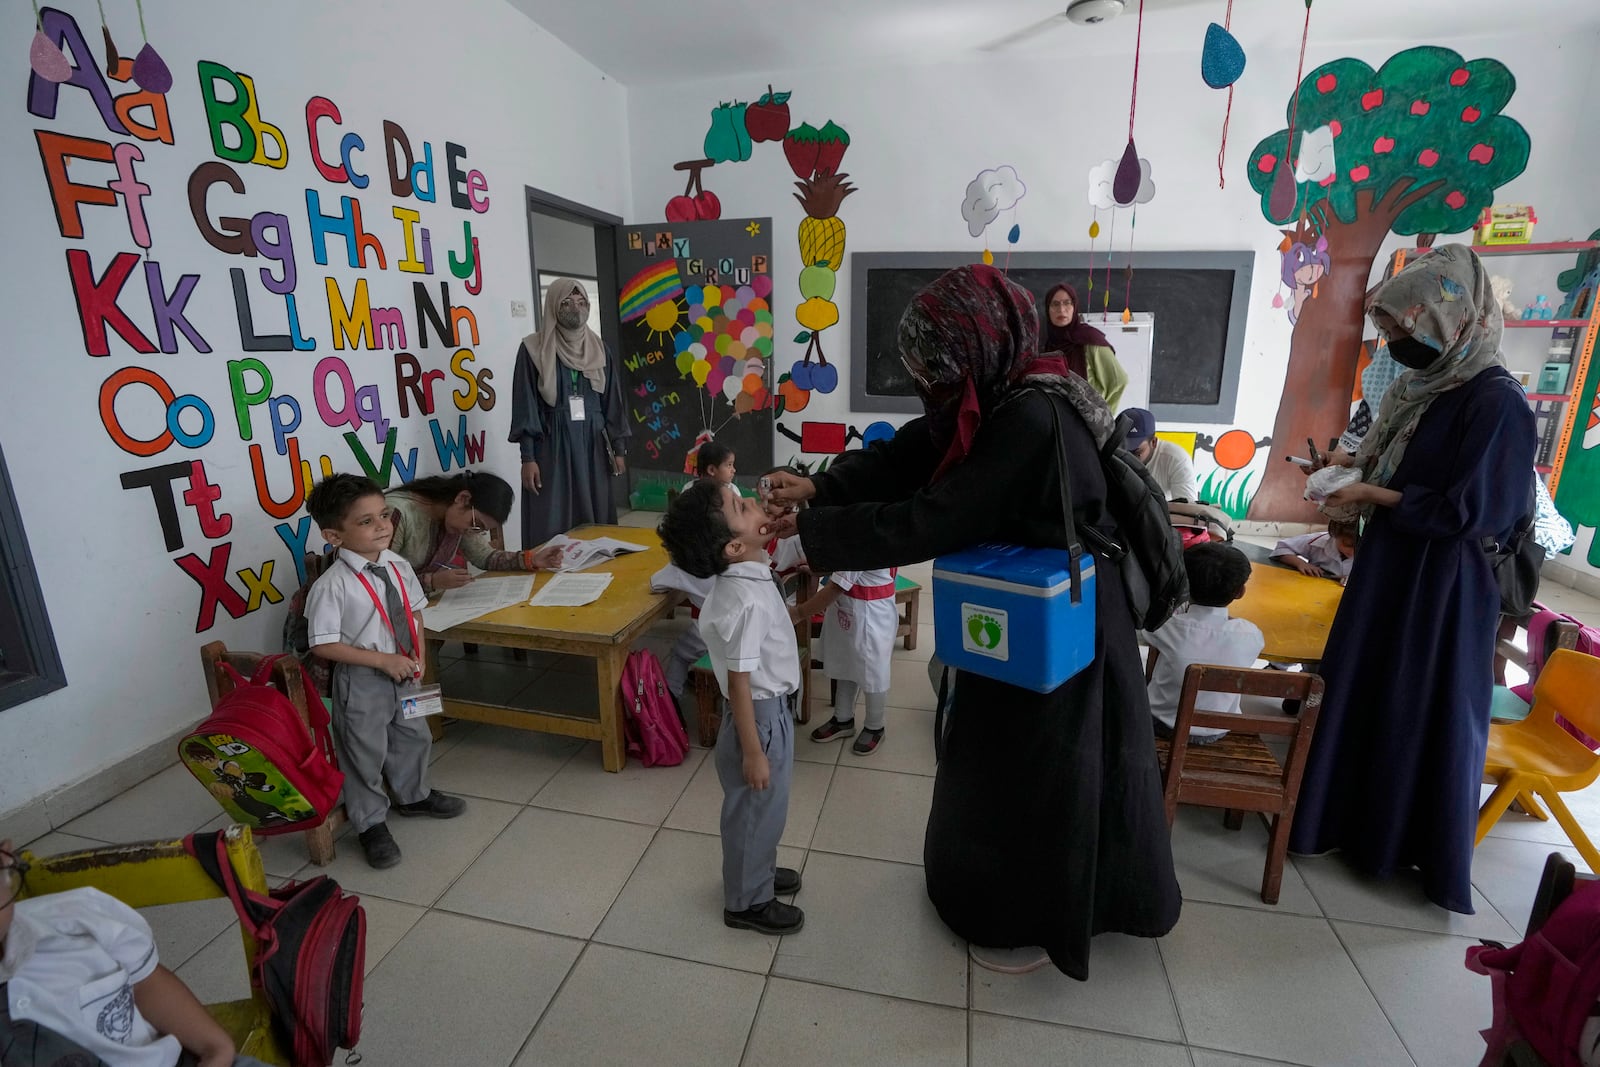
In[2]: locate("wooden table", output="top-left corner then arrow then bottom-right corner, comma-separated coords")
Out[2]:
1231,561 -> 1345,665
422,526 -> 677,772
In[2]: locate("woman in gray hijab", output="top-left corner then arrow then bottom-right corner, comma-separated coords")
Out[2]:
509,278 -> 631,545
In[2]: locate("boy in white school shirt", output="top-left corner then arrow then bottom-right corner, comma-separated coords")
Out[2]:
657,481 -> 805,936
0,839 -> 270,1067
1145,542 -> 1265,744
1273,520 -> 1360,582
305,474 -> 466,871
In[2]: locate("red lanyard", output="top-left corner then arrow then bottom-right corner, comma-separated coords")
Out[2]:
349,560 -> 420,654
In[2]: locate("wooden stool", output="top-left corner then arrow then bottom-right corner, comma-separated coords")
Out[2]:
895,575 -> 922,651
689,656 -> 721,747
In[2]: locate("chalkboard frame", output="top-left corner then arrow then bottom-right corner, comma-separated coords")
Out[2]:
848,250 -> 1254,422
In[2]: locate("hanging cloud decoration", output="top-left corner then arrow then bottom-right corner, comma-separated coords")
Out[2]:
1294,125 -> 1337,185
1089,157 -> 1155,209
961,165 -> 1028,238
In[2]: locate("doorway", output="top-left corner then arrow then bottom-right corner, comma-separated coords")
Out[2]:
523,187 -> 627,503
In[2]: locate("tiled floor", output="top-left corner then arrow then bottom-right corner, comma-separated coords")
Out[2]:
19,528 -> 1600,1067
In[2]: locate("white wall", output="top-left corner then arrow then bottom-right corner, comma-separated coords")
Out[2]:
0,0 -> 630,812
628,26 -> 1600,535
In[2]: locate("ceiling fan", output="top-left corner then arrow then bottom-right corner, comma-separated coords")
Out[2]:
981,0 -> 1204,51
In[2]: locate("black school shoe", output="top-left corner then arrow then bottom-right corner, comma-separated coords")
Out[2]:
357,823 -> 402,869
724,898 -> 805,935
774,866 -> 802,895
393,790 -> 467,819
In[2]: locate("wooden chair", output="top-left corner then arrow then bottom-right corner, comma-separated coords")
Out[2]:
200,641 -> 347,866
16,826 -> 289,1065
1477,649 -> 1600,873
1155,663 -> 1325,905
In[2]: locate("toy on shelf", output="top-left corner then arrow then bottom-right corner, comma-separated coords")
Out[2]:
1522,294 -> 1555,321
1492,275 -> 1518,320
1558,265 -> 1599,321
1475,204 -> 1538,245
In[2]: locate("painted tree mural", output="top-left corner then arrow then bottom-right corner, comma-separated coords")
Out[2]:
1551,230 -> 1600,565
1245,46 -> 1530,521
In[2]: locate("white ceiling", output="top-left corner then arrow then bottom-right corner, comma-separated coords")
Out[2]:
507,0 -> 1600,87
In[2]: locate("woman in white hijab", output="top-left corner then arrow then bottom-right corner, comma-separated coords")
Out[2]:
509,279 -> 631,545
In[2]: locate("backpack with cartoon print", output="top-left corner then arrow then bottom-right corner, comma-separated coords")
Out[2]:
179,655 -> 343,835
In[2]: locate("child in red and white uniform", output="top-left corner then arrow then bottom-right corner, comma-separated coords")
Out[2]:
796,564 -> 898,756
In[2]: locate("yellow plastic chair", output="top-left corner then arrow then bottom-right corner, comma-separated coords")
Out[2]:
17,825 -> 289,1065
1477,649 -> 1600,873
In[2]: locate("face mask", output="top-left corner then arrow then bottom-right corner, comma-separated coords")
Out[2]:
1387,334 -> 1440,370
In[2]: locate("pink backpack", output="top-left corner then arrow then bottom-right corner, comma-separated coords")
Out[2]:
1467,877 -> 1600,1067
621,650 -> 690,767
1517,604 -> 1600,749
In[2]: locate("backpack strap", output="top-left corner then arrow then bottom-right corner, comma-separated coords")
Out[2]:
1043,395 -> 1087,607
1465,941 -> 1523,1067
253,654 -> 340,770
185,831 -> 281,943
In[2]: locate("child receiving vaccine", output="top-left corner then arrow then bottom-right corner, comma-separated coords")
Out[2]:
658,482 -> 804,935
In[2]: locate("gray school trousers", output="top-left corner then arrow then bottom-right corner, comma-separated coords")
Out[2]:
330,663 -> 432,832
714,694 -> 794,911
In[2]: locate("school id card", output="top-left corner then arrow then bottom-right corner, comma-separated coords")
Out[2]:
400,682 -> 445,719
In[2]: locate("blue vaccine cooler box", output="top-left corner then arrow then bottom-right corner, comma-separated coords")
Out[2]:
932,544 -> 1096,694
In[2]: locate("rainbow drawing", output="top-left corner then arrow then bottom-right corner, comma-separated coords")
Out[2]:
619,260 -> 685,322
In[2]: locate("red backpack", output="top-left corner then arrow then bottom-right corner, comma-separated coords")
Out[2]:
622,650 -> 690,767
187,830 -> 364,1067
1467,874 -> 1600,1067
180,655 -> 343,835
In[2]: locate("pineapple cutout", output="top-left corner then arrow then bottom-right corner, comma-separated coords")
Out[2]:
785,121 -> 854,398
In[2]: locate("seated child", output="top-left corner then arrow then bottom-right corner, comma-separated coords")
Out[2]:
1,839 -> 269,1066
1272,519 -> 1359,582
797,561 -> 897,756
305,474 -> 466,870
657,482 -> 805,935
649,518 -> 717,718
1145,542 -> 1265,744
684,441 -> 738,494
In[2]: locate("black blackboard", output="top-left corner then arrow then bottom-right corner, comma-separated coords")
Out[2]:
613,217 -> 775,476
850,251 -> 1253,422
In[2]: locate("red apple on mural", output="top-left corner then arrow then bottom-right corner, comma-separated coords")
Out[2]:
1315,73 -> 1337,93
746,85 -> 792,142
1373,136 -> 1395,153
1361,89 -> 1384,111
694,190 -> 722,220
665,196 -> 698,222
1468,143 -> 1496,164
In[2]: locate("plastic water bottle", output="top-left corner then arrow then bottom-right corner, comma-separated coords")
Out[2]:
1534,295 -> 1553,320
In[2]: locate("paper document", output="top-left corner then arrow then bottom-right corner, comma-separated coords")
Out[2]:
423,575 -> 535,632
529,572 -> 614,607
542,534 -> 649,573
